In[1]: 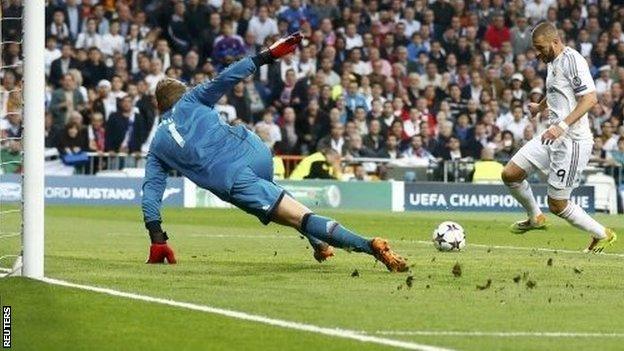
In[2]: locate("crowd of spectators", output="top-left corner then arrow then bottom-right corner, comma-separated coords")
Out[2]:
0,0 -> 624,179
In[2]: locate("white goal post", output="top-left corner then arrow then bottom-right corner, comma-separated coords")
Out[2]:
21,0 -> 45,279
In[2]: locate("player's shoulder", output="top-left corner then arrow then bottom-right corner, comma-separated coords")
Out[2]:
559,47 -> 586,70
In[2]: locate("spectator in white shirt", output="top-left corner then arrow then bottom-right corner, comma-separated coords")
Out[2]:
403,107 -> 422,139
101,21 -> 125,56
595,65 -> 613,95
145,58 -> 166,93
215,95 -> 237,124
255,110 -> 282,145
247,6 -> 279,46
505,105 -> 529,141
45,36 -> 61,78
349,48 -> 372,76
279,54 -> 299,82
344,23 -> 363,50
49,10 -> 70,41
400,7 -> 421,38
110,75 -> 128,100
525,0 -> 549,25
75,18 -> 103,50
297,45 -> 316,78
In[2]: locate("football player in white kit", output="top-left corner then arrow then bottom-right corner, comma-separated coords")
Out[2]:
501,22 -> 617,253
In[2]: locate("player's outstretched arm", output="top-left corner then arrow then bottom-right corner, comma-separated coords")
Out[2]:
142,153 -> 169,228
141,153 -> 177,264
188,32 -> 303,108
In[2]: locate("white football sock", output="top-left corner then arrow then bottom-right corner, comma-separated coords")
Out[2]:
557,202 -> 606,239
506,180 -> 542,220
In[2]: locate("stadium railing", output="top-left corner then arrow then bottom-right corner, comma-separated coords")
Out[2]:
32,150 -> 624,186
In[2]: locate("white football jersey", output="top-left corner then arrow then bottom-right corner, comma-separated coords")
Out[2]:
546,47 -> 595,140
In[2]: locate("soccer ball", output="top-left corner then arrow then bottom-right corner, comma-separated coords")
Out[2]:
432,221 -> 466,251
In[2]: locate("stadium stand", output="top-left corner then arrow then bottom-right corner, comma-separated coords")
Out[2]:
0,0 -> 623,186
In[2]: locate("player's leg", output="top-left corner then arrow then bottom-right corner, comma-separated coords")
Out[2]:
247,136 -> 333,259
502,137 -> 547,233
547,139 -> 617,252
271,194 -> 408,272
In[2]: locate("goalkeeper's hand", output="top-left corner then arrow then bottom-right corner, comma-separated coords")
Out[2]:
267,31 -> 303,59
147,240 -> 177,264
145,221 -> 177,264
254,32 -> 303,66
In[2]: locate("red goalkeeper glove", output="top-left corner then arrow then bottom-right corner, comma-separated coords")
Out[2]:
147,242 -> 177,264
268,31 -> 303,59
253,32 -> 303,66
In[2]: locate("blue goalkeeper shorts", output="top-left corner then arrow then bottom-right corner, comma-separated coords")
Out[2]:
228,139 -> 285,225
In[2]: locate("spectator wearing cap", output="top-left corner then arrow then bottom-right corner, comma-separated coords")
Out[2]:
596,65 -> 613,95
528,87 -> 543,104
510,73 -> 526,101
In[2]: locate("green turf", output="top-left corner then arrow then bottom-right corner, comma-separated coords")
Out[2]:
2,205 -> 624,350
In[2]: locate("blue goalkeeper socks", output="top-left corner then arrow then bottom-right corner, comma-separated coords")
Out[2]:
301,214 -> 373,254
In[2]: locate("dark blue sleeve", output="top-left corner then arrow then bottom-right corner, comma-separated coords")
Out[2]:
186,56 -> 257,108
142,152 -> 170,224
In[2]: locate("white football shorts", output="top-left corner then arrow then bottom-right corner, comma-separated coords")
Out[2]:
510,135 -> 593,200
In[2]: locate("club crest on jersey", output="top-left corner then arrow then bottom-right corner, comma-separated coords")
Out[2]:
572,76 -> 581,87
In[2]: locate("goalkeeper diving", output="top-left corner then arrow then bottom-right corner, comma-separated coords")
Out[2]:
141,32 -> 407,272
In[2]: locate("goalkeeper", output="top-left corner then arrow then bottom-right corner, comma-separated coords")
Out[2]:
141,32 -> 407,272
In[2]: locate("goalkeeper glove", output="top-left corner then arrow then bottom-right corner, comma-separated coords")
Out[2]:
253,31 -> 303,66
145,221 -> 177,264
147,241 -> 177,264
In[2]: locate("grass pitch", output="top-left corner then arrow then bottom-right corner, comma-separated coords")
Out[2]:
1,206 -> 624,350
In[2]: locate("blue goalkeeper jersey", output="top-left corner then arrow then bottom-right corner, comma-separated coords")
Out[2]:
142,57 -> 260,224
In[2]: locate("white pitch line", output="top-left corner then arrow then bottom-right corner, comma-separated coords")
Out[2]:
41,277 -> 452,351
375,330 -> 624,338
186,233 -> 624,258
405,240 -> 624,258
